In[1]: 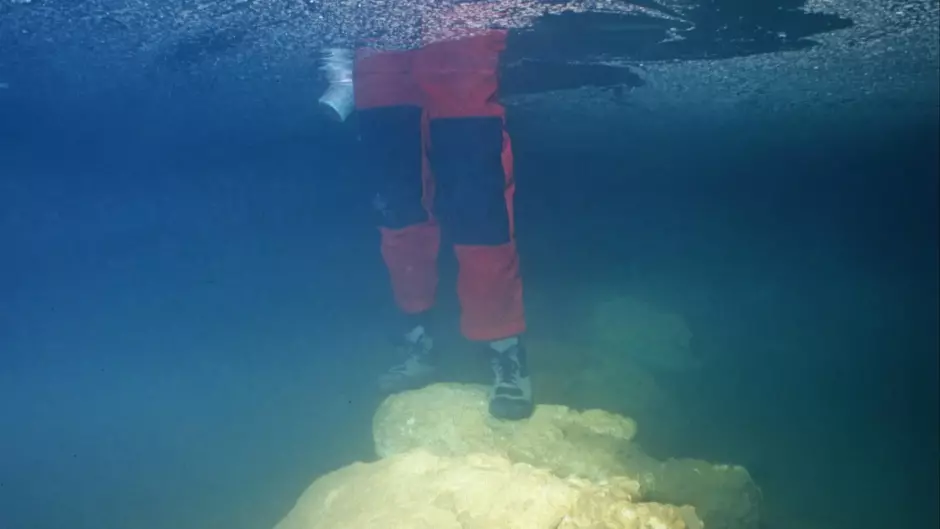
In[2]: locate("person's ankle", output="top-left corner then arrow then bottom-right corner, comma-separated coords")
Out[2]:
488,335 -> 519,353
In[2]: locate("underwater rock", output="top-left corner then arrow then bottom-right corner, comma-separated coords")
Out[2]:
272,448 -> 703,529
373,383 -> 762,529
373,383 -> 639,481
648,459 -> 762,529
612,449 -> 763,529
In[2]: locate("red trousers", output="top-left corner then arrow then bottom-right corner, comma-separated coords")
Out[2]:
354,31 -> 525,341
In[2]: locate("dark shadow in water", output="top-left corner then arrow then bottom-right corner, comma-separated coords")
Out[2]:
502,0 -> 852,94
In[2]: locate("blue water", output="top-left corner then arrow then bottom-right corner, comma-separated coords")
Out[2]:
1,105 -> 937,529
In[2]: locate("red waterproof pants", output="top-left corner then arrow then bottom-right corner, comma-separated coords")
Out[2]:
354,30 -> 524,341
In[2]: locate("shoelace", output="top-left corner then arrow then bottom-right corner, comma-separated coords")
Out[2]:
492,352 -> 520,388
397,334 -> 432,358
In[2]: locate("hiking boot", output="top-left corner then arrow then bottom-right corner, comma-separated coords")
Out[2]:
487,336 -> 534,420
377,324 -> 437,393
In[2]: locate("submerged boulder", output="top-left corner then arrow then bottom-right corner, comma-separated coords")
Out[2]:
272,448 -> 703,529
373,383 -> 762,529
373,382 -> 638,481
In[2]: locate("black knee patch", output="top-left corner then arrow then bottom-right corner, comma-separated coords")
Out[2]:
429,117 -> 510,246
359,106 -> 428,229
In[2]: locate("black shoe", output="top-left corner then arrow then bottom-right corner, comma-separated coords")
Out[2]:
487,337 -> 534,420
377,324 -> 438,393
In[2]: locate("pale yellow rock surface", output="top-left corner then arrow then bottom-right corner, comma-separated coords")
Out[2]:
373,383 -> 762,529
272,449 -> 702,529
373,383 -> 639,481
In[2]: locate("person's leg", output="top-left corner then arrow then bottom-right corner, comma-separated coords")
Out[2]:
415,31 -> 533,420
355,48 -> 440,392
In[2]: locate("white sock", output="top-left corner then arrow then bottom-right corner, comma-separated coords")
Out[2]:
489,336 -> 519,353
405,325 -> 425,344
